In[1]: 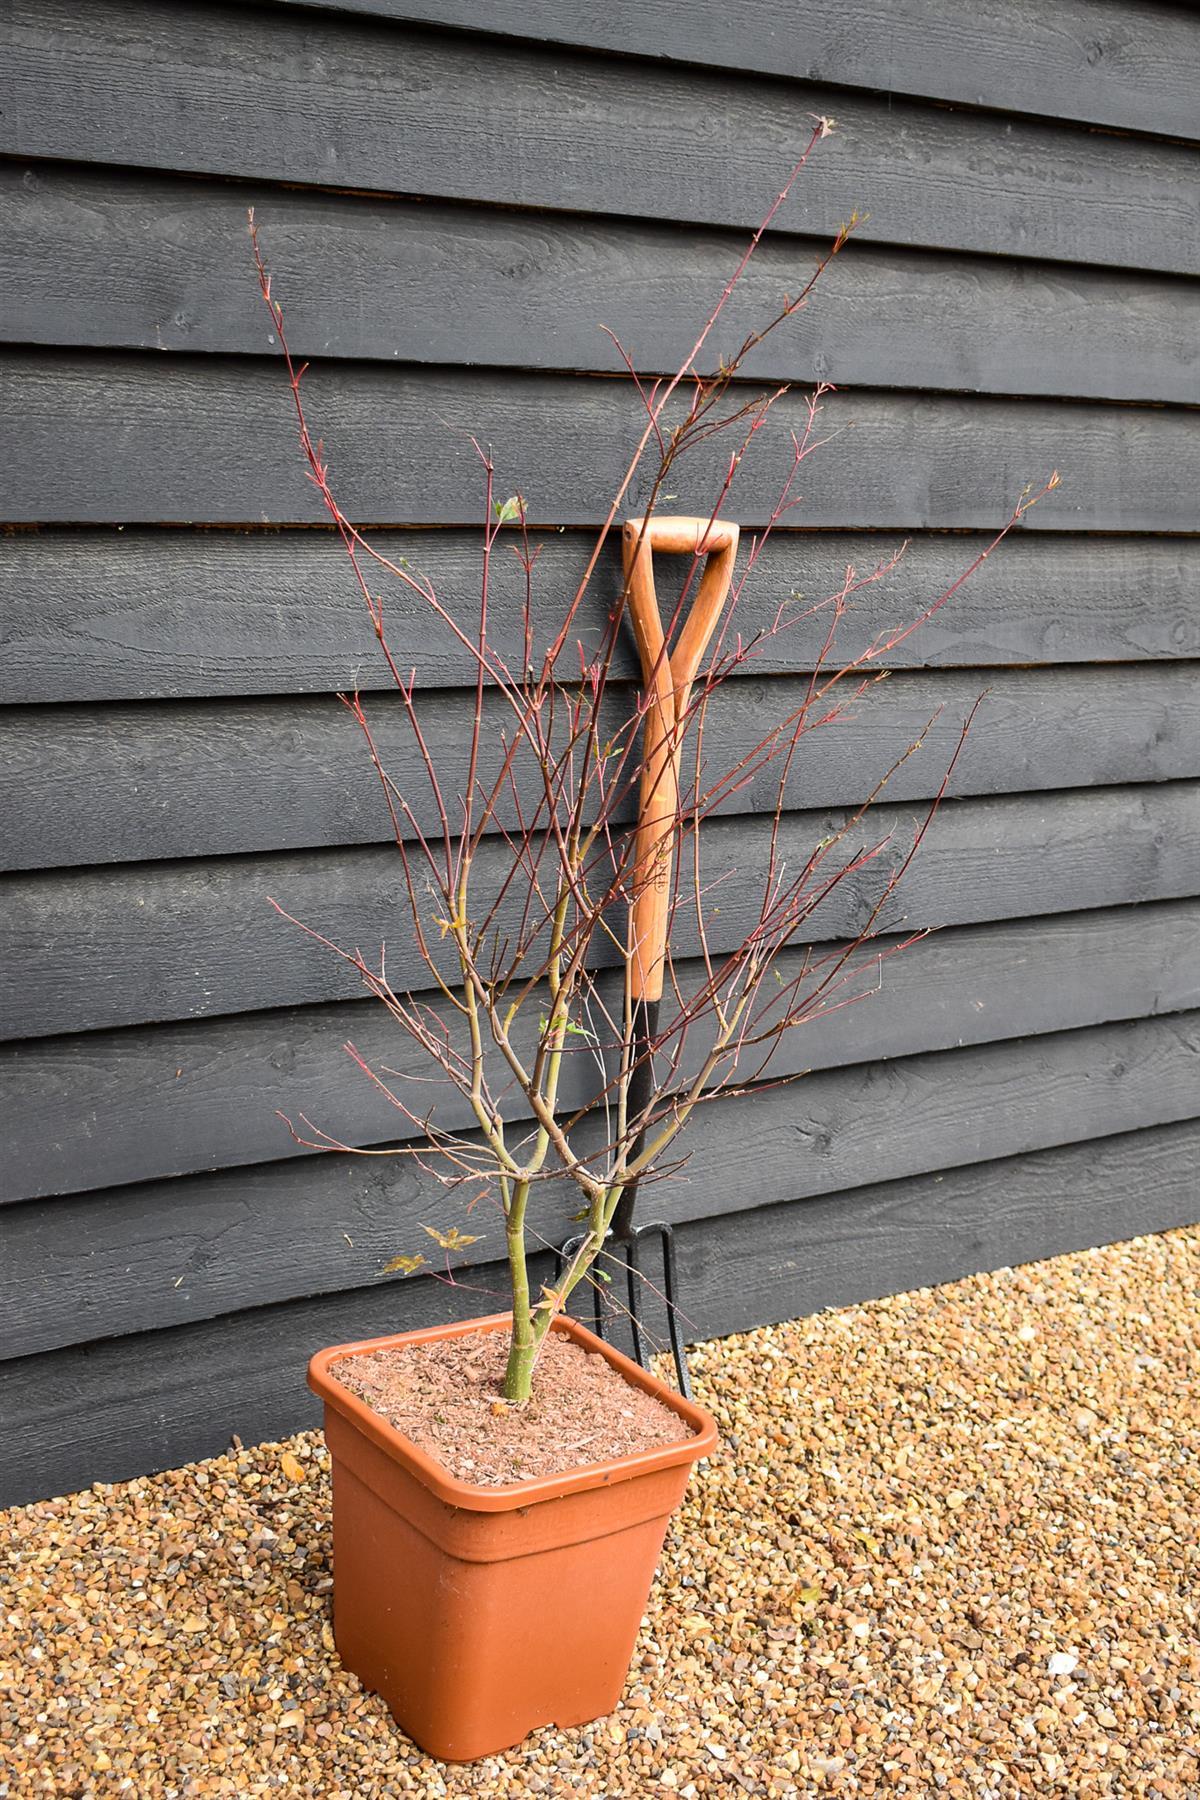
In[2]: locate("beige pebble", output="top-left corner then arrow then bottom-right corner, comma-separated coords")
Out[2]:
4,1225 -> 1200,1796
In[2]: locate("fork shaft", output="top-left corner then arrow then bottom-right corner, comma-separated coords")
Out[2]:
610,996 -> 660,1240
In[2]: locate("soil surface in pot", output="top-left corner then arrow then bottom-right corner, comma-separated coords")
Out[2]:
330,1330 -> 694,1485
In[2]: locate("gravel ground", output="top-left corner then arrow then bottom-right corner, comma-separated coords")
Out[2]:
3,1226 -> 1198,1798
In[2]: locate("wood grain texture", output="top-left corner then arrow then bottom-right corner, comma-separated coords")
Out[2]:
8,663 -> 1197,872
2,782 -> 1198,1042
6,1010 -> 1200,1356
4,898 -> 1197,1206
4,1116 -> 1199,1502
671,1116 -> 1200,1342
6,529 -> 1198,707
5,163 -> 1199,405
4,2 -> 1199,274
2,355 -> 1189,531
254,0 -> 1200,139
3,0 -> 1199,1507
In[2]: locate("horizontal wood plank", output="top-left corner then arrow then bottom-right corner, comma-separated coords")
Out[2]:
5,529 -> 1197,706
3,897 -> 1196,1205
4,0 -> 1200,1511
256,0 -> 1200,139
3,1117 -> 1198,1502
5,164 -> 1199,405
8,1008 -> 1200,1355
8,664 -> 1197,872
5,2 -> 1199,274
3,356 -> 1189,531
672,1116 -> 1200,1342
3,782 -> 1198,1042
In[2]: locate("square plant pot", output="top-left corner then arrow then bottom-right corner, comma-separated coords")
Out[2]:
308,1310 -> 718,1761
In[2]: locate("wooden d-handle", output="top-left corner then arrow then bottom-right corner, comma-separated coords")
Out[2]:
622,515 -> 740,1003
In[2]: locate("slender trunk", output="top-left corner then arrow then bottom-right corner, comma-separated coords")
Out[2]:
503,1195 -> 537,1402
503,1329 -> 538,1404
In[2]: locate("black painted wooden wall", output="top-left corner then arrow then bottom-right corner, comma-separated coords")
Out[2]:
2,0 -> 1198,1506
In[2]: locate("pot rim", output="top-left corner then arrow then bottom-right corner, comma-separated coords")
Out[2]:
309,1310 -> 718,1512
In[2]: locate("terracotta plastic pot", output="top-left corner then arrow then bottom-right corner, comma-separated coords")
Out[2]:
308,1310 -> 718,1761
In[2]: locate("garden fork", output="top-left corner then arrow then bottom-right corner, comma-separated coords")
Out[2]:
555,515 -> 740,1399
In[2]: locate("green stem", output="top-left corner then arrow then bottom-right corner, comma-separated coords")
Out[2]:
503,1330 -> 537,1404
524,1177 -> 625,1365
502,1181 -> 537,1402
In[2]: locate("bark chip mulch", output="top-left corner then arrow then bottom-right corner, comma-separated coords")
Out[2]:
330,1328 -> 692,1484
3,1225 -> 1199,1797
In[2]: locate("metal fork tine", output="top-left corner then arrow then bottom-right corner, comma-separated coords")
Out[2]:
625,1232 -> 647,1368
654,1222 -> 693,1402
555,1222 -> 692,1396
